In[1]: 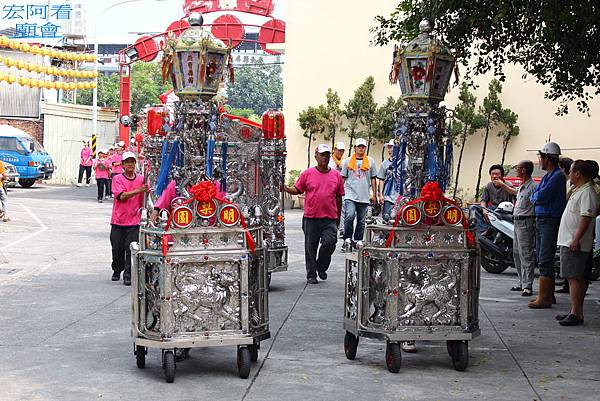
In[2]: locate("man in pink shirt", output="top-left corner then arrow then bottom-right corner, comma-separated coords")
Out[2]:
285,144 -> 345,284
110,151 -> 148,285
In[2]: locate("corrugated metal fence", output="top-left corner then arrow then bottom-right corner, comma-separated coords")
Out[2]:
0,50 -> 42,119
42,103 -> 118,185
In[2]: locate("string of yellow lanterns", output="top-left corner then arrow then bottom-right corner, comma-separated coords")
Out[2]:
0,36 -> 98,90
0,35 -> 96,62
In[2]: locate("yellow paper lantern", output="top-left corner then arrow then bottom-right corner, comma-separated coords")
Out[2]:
76,82 -> 85,89
0,36 -> 9,46
50,49 -> 58,58
0,71 -> 5,81
9,40 -> 19,50
30,79 -> 38,88
20,43 -> 30,52
6,57 -> 15,67
17,60 -> 26,69
7,75 -> 16,84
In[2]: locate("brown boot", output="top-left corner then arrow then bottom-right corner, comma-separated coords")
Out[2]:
528,277 -> 554,309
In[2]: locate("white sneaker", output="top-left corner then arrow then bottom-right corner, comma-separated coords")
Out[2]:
355,240 -> 364,249
342,238 -> 352,252
76,183 -> 82,187
86,183 -> 90,187
401,341 -> 417,353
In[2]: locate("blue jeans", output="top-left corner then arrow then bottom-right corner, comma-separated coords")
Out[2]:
595,216 -> 600,252
536,216 -> 561,278
343,200 -> 368,241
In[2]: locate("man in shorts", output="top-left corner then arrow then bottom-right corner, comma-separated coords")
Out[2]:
555,160 -> 598,326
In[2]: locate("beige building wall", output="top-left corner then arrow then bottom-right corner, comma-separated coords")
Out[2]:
283,1 -> 600,199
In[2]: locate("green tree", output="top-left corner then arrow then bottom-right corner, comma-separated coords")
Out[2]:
226,63 -> 283,115
298,105 -> 326,168
343,76 -> 376,153
372,1 -> 600,115
78,61 -> 171,114
497,108 -> 520,166
322,89 -> 343,149
451,83 -> 485,198
474,79 -> 503,200
77,73 -> 120,108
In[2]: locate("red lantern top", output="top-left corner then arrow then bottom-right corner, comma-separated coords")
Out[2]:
147,106 -> 169,136
262,109 -> 285,139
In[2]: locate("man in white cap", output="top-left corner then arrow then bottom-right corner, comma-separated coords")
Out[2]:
328,141 -> 346,172
341,138 -> 378,251
110,151 -> 148,286
285,144 -> 345,284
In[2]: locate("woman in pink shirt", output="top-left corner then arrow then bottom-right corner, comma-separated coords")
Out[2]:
110,151 -> 148,286
93,150 -> 112,203
77,140 -> 93,187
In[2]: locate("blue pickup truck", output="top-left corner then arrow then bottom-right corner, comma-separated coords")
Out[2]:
0,125 -> 54,188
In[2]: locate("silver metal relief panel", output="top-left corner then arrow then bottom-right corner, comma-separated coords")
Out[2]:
397,260 -> 461,326
171,261 -> 241,332
346,260 -> 358,321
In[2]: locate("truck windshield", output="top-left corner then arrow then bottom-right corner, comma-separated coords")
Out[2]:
20,137 -> 45,153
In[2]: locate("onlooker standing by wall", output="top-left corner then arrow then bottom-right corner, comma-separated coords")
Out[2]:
110,151 -> 147,286
504,160 -> 537,296
556,156 -> 574,294
0,160 -> 9,222
475,164 -> 515,232
555,160 -> 598,325
341,138 -> 378,251
94,150 -> 112,203
285,144 -> 344,284
77,140 -> 93,187
529,142 -> 566,309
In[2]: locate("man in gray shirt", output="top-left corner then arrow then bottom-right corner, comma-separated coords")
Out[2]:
500,160 -> 537,296
341,138 -> 378,250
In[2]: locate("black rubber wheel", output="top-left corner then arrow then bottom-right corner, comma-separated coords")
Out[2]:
385,342 -> 402,373
344,331 -> 359,360
237,346 -> 251,379
164,350 -> 176,383
135,345 -> 146,369
249,344 -> 259,363
481,252 -> 509,274
18,178 -> 35,188
451,341 -> 469,372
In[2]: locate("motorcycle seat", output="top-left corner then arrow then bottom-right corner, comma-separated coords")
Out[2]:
495,212 -> 514,222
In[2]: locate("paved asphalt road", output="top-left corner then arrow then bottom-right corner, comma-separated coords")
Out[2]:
0,184 -> 598,401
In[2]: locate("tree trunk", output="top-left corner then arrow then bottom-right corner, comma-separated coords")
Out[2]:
453,134 -> 467,199
474,115 -> 491,201
307,132 -> 313,168
381,145 -> 385,161
500,138 -> 509,166
348,134 -> 354,156
367,132 -> 372,154
331,129 -> 336,149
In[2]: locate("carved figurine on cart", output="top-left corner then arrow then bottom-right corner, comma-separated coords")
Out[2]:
129,13 -> 287,382
343,19 -> 480,373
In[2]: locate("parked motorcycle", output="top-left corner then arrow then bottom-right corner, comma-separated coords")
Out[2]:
475,202 -> 515,274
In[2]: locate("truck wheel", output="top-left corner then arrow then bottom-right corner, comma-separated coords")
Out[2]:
18,178 -> 36,188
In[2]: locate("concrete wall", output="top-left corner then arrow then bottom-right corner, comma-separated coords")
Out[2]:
41,103 -> 118,185
283,1 -> 600,200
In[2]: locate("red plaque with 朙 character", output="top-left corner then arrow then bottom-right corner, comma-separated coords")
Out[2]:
442,205 -> 463,226
219,204 -> 240,227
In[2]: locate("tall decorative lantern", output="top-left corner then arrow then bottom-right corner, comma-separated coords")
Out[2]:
343,18 -> 480,374
169,13 -> 230,100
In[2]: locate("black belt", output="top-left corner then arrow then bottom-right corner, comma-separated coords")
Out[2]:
514,216 -> 535,220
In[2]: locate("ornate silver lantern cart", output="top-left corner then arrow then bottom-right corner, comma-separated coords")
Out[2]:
130,13 -> 287,382
343,19 -> 480,373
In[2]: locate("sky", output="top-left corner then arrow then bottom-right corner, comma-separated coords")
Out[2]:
86,0 -> 286,44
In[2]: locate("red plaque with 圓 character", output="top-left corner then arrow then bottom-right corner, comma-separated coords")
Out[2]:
423,200 -> 442,218
172,206 -> 194,229
401,205 -> 422,226
196,199 -> 217,219
442,205 -> 463,226
219,204 -> 241,227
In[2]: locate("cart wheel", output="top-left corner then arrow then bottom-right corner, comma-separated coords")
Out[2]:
385,342 -> 402,373
451,341 -> 469,372
135,345 -> 146,369
237,346 -> 251,379
344,331 -> 359,360
164,350 -> 176,383
249,344 -> 259,363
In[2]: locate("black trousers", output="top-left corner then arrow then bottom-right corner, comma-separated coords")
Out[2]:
96,178 -> 109,200
302,217 -> 338,279
78,165 -> 92,184
110,225 -> 139,280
